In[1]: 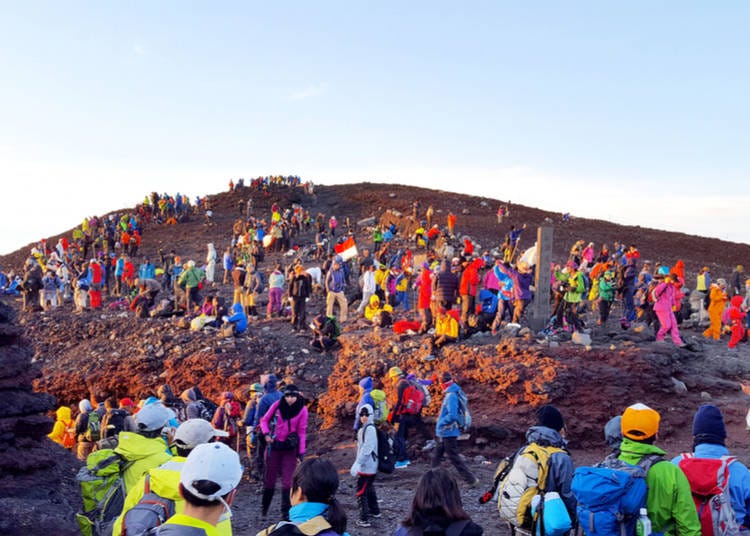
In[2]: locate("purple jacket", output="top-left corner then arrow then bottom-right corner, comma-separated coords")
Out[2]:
260,399 -> 309,455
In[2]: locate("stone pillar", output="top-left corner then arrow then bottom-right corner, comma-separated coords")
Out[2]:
528,226 -> 553,332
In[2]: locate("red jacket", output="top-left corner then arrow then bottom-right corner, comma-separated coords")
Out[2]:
459,259 -> 483,296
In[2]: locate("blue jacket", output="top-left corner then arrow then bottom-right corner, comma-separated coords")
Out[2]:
139,263 -> 156,280
326,267 -> 346,293
226,302 -> 248,334
671,443 -> 750,527
435,383 -> 463,439
255,384 -> 282,427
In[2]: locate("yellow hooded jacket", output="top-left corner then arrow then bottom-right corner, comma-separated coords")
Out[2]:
113,457 -> 232,536
114,431 -> 173,493
48,406 -> 75,448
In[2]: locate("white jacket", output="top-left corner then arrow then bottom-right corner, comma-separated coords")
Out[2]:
354,404 -> 378,475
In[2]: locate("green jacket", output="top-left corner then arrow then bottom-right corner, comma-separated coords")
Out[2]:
598,277 -> 616,302
114,432 -> 172,492
179,267 -> 204,289
618,438 -> 700,536
556,270 -> 585,303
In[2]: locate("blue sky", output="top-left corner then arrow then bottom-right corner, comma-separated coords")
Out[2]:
1,1 -> 749,255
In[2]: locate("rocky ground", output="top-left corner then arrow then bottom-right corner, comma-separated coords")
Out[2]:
2,182 -> 750,535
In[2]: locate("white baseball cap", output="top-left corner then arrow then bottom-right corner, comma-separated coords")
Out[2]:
174,419 -> 229,450
181,442 -> 243,502
134,402 -> 173,432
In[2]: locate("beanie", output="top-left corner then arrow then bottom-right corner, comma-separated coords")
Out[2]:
692,404 -> 726,446
621,403 -> 660,440
358,376 -> 373,391
536,405 -> 565,432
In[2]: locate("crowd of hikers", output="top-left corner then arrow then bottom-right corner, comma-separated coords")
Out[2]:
7,181 -> 750,535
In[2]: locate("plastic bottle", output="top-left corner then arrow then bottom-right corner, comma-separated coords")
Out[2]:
636,508 -> 652,536
745,396 -> 750,430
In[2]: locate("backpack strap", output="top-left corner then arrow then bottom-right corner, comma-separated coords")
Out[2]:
445,520 -> 471,536
144,472 -> 151,494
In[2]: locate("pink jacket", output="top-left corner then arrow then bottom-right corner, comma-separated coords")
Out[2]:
260,399 -> 309,455
652,281 -> 677,313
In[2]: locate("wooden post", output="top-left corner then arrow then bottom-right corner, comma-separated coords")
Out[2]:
528,226 -> 553,332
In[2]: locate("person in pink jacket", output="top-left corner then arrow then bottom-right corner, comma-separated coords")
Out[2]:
652,269 -> 686,347
260,384 -> 309,521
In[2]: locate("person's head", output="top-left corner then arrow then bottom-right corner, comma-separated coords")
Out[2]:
78,399 -> 92,413
358,376 -> 373,392
290,457 -> 347,533
536,405 -> 565,433
369,294 -> 380,307
179,442 -> 243,518
388,366 -> 404,382
717,278 -> 727,289
359,403 -> 374,426
404,468 -> 470,528
134,402 -> 173,438
282,384 -> 301,405
440,371 -> 453,389
604,415 -> 623,450
621,403 -> 660,443
692,404 -> 727,448
119,397 -> 136,412
173,419 -> 229,457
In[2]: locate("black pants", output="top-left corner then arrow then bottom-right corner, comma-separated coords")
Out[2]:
431,436 -> 476,484
290,297 -> 307,330
395,413 -> 419,461
356,473 -> 379,520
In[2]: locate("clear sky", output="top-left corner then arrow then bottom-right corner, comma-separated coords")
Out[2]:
2,1 -> 749,256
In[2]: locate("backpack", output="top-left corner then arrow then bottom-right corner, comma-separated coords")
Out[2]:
366,424 -> 396,474
498,443 -> 565,529
400,381 -> 425,415
572,453 -> 663,536
121,473 -> 176,536
258,516 -> 336,536
678,454 -> 740,536
85,411 -> 102,442
76,449 -> 133,536
371,389 -> 389,425
455,389 -> 472,432
101,409 -> 128,439
197,399 -> 218,421
416,381 -> 432,408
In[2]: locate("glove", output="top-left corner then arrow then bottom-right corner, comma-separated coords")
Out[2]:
350,462 -> 361,477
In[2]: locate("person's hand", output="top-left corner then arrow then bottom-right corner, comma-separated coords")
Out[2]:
350,462 -> 360,477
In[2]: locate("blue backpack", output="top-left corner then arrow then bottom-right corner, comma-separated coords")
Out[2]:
572,453 -> 662,535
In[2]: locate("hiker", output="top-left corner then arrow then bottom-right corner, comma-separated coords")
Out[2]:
260,384 -> 309,521
242,383 -> 263,476
621,245 -> 640,323
354,376 -> 375,432
48,405 -> 75,450
205,243 -> 218,286
256,457 -> 348,536
617,403 -> 700,535
447,211 -> 456,236
459,258 -> 483,327
728,295 -> 748,349
178,260 -> 205,313
357,263 -> 377,315
730,265 -> 746,297
325,256 -> 348,323
157,442 -> 242,534
310,314 -> 340,352
672,404 -> 750,529
252,375 -> 283,482
430,306 -> 459,351
222,302 -> 248,335
350,404 -> 381,527
597,268 -> 616,326
288,264 -> 312,332
416,262 -> 434,334
118,397 -> 138,432
211,392 -> 241,449
433,259 -> 459,310
114,401 -> 174,492
652,271 -> 686,347
99,397 -> 130,448
394,468 -> 484,535
703,278 -> 729,340
387,366 -> 422,469
245,264 -> 263,318
180,388 -> 204,420
554,262 -> 585,332
499,405 -> 576,531
267,263 -> 285,318
431,372 -> 479,488
112,419 -> 232,536
75,399 -> 98,461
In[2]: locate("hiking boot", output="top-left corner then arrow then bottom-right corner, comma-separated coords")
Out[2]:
356,519 -> 372,527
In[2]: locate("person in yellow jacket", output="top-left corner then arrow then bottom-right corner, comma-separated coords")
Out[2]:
113,419 -> 232,536
158,442 -> 243,536
114,402 -> 174,493
48,405 -> 75,450
432,307 -> 459,349
703,278 -> 729,340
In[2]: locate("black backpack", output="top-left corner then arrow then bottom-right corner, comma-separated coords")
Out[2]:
198,399 -> 218,422
101,409 -> 128,439
366,424 -> 396,474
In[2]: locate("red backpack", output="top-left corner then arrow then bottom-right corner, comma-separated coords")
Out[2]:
678,454 -> 740,536
400,381 -> 425,415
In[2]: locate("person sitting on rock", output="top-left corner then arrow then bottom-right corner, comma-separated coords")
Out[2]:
221,302 -> 248,335
310,314 -> 340,352
430,307 -> 458,350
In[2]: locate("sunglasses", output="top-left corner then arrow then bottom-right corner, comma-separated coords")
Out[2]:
284,393 -> 298,398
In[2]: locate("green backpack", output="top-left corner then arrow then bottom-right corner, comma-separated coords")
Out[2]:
85,411 -> 102,442
76,448 -> 132,536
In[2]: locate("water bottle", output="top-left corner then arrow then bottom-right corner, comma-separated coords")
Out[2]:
745,397 -> 750,430
636,508 -> 652,536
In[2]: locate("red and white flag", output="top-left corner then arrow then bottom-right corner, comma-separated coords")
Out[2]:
334,236 -> 358,261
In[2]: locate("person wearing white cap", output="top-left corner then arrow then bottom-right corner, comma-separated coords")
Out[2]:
114,401 -> 174,493
113,419 -> 232,536
158,442 -> 243,535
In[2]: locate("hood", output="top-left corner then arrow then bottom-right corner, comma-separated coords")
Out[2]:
79,399 -> 93,413
56,406 -> 72,422
369,294 -> 380,306
146,459 -> 187,500
525,425 -> 567,448
232,302 -> 244,315
265,374 -> 278,391
471,258 -> 485,270
618,437 -> 666,465
731,295 -> 744,307
115,432 -> 171,462
359,403 -> 374,427
359,376 -> 373,391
